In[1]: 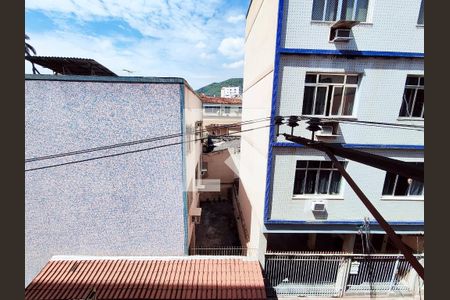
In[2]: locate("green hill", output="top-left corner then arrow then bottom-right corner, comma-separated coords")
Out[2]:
196,78 -> 243,97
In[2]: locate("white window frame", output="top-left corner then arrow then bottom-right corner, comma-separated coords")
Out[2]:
302,73 -> 359,117
398,75 -> 424,120
203,104 -> 221,116
417,0 -> 424,26
311,0 -> 370,22
292,160 -> 346,199
381,165 -> 424,200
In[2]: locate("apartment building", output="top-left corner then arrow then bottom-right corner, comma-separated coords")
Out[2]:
25,75 -> 203,285
221,86 -> 241,98
200,94 -> 242,135
240,0 -> 424,258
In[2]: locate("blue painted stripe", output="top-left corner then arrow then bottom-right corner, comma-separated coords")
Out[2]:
264,0 -> 285,222
271,142 -> 424,150
266,219 -> 424,226
279,48 -> 424,58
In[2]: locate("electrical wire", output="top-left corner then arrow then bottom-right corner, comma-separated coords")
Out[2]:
291,115 -> 424,131
25,116 -> 271,163
25,123 -> 271,172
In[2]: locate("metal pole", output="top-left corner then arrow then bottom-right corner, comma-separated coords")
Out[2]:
283,134 -> 423,182
326,151 -> 424,280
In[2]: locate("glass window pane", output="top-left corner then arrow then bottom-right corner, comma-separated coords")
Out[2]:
341,0 -> 355,20
302,86 -> 315,115
399,88 -> 415,117
314,87 -> 327,115
329,171 -> 342,194
321,161 -> 333,168
355,0 -> 369,21
409,180 -> 424,196
318,170 -> 331,194
331,86 -> 343,115
394,176 -> 409,196
406,76 -> 419,86
224,106 -> 231,114
325,0 -> 339,21
417,0 -> 424,25
319,74 -> 345,84
382,172 -> 396,195
412,89 -> 424,117
296,161 -> 307,168
309,161 -> 320,168
305,74 -> 317,83
311,0 -> 325,20
293,170 -> 306,194
305,170 -> 318,194
419,77 -> 424,86
346,75 -> 359,84
342,87 -> 356,115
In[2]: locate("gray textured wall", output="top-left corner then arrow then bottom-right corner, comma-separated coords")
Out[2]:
25,77 -> 186,285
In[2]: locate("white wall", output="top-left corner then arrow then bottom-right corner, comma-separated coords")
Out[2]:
183,85 -> 203,247
269,147 -> 424,222
282,0 -> 424,53
240,0 -> 279,257
275,55 -> 424,145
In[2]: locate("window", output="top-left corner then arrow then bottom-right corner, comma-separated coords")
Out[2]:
293,161 -> 345,196
224,106 -> 231,114
204,105 -> 220,115
195,121 -> 203,139
302,73 -> 358,116
399,75 -> 424,118
312,0 -> 369,22
417,0 -> 424,25
382,163 -> 424,197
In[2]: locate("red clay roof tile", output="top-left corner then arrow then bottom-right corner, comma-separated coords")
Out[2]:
199,95 -> 242,105
26,257 -> 266,300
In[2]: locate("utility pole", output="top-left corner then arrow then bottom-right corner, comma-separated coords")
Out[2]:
276,116 -> 425,280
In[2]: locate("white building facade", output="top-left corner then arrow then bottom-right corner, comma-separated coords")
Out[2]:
240,0 -> 424,259
221,86 -> 241,98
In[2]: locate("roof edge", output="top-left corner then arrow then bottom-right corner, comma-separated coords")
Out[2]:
50,255 -> 259,261
25,74 -> 186,84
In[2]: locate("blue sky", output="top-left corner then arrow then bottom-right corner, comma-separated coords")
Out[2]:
25,0 -> 250,89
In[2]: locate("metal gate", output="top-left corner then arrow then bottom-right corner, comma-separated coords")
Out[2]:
264,252 -> 424,298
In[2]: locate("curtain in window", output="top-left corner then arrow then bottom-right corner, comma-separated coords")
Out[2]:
409,180 -> 424,195
318,170 -> 331,194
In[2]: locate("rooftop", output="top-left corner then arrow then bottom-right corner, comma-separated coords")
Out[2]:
25,56 -> 117,76
199,94 -> 242,105
25,256 -> 266,300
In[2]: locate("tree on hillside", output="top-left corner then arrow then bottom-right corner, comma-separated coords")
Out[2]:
25,34 -> 40,74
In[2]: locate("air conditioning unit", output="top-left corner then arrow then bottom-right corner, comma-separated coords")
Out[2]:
330,28 -> 352,42
320,125 -> 334,136
311,201 -> 326,212
316,121 -> 340,137
190,207 -> 202,224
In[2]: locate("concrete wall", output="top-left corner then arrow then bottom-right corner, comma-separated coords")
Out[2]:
281,0 -> 424,53
274,55 -> 424,145
183,85 -> 203,248
269,147 -> 424,222
240,0 -> 279,258
25,76 -> 186,285
203,150 -> 237,185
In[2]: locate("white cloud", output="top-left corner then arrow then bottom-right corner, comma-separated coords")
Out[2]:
200,52 -> 214,60
218,37 -> 244,58
25,0 -> 246,89
222,60 -> 244,69
227,14 -> 245,24
195,42 -> 206,49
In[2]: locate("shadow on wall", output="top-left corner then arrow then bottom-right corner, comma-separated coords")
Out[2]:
237,180 -> 253,247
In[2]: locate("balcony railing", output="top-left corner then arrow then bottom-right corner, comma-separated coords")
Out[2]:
189,247 -> 258,257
